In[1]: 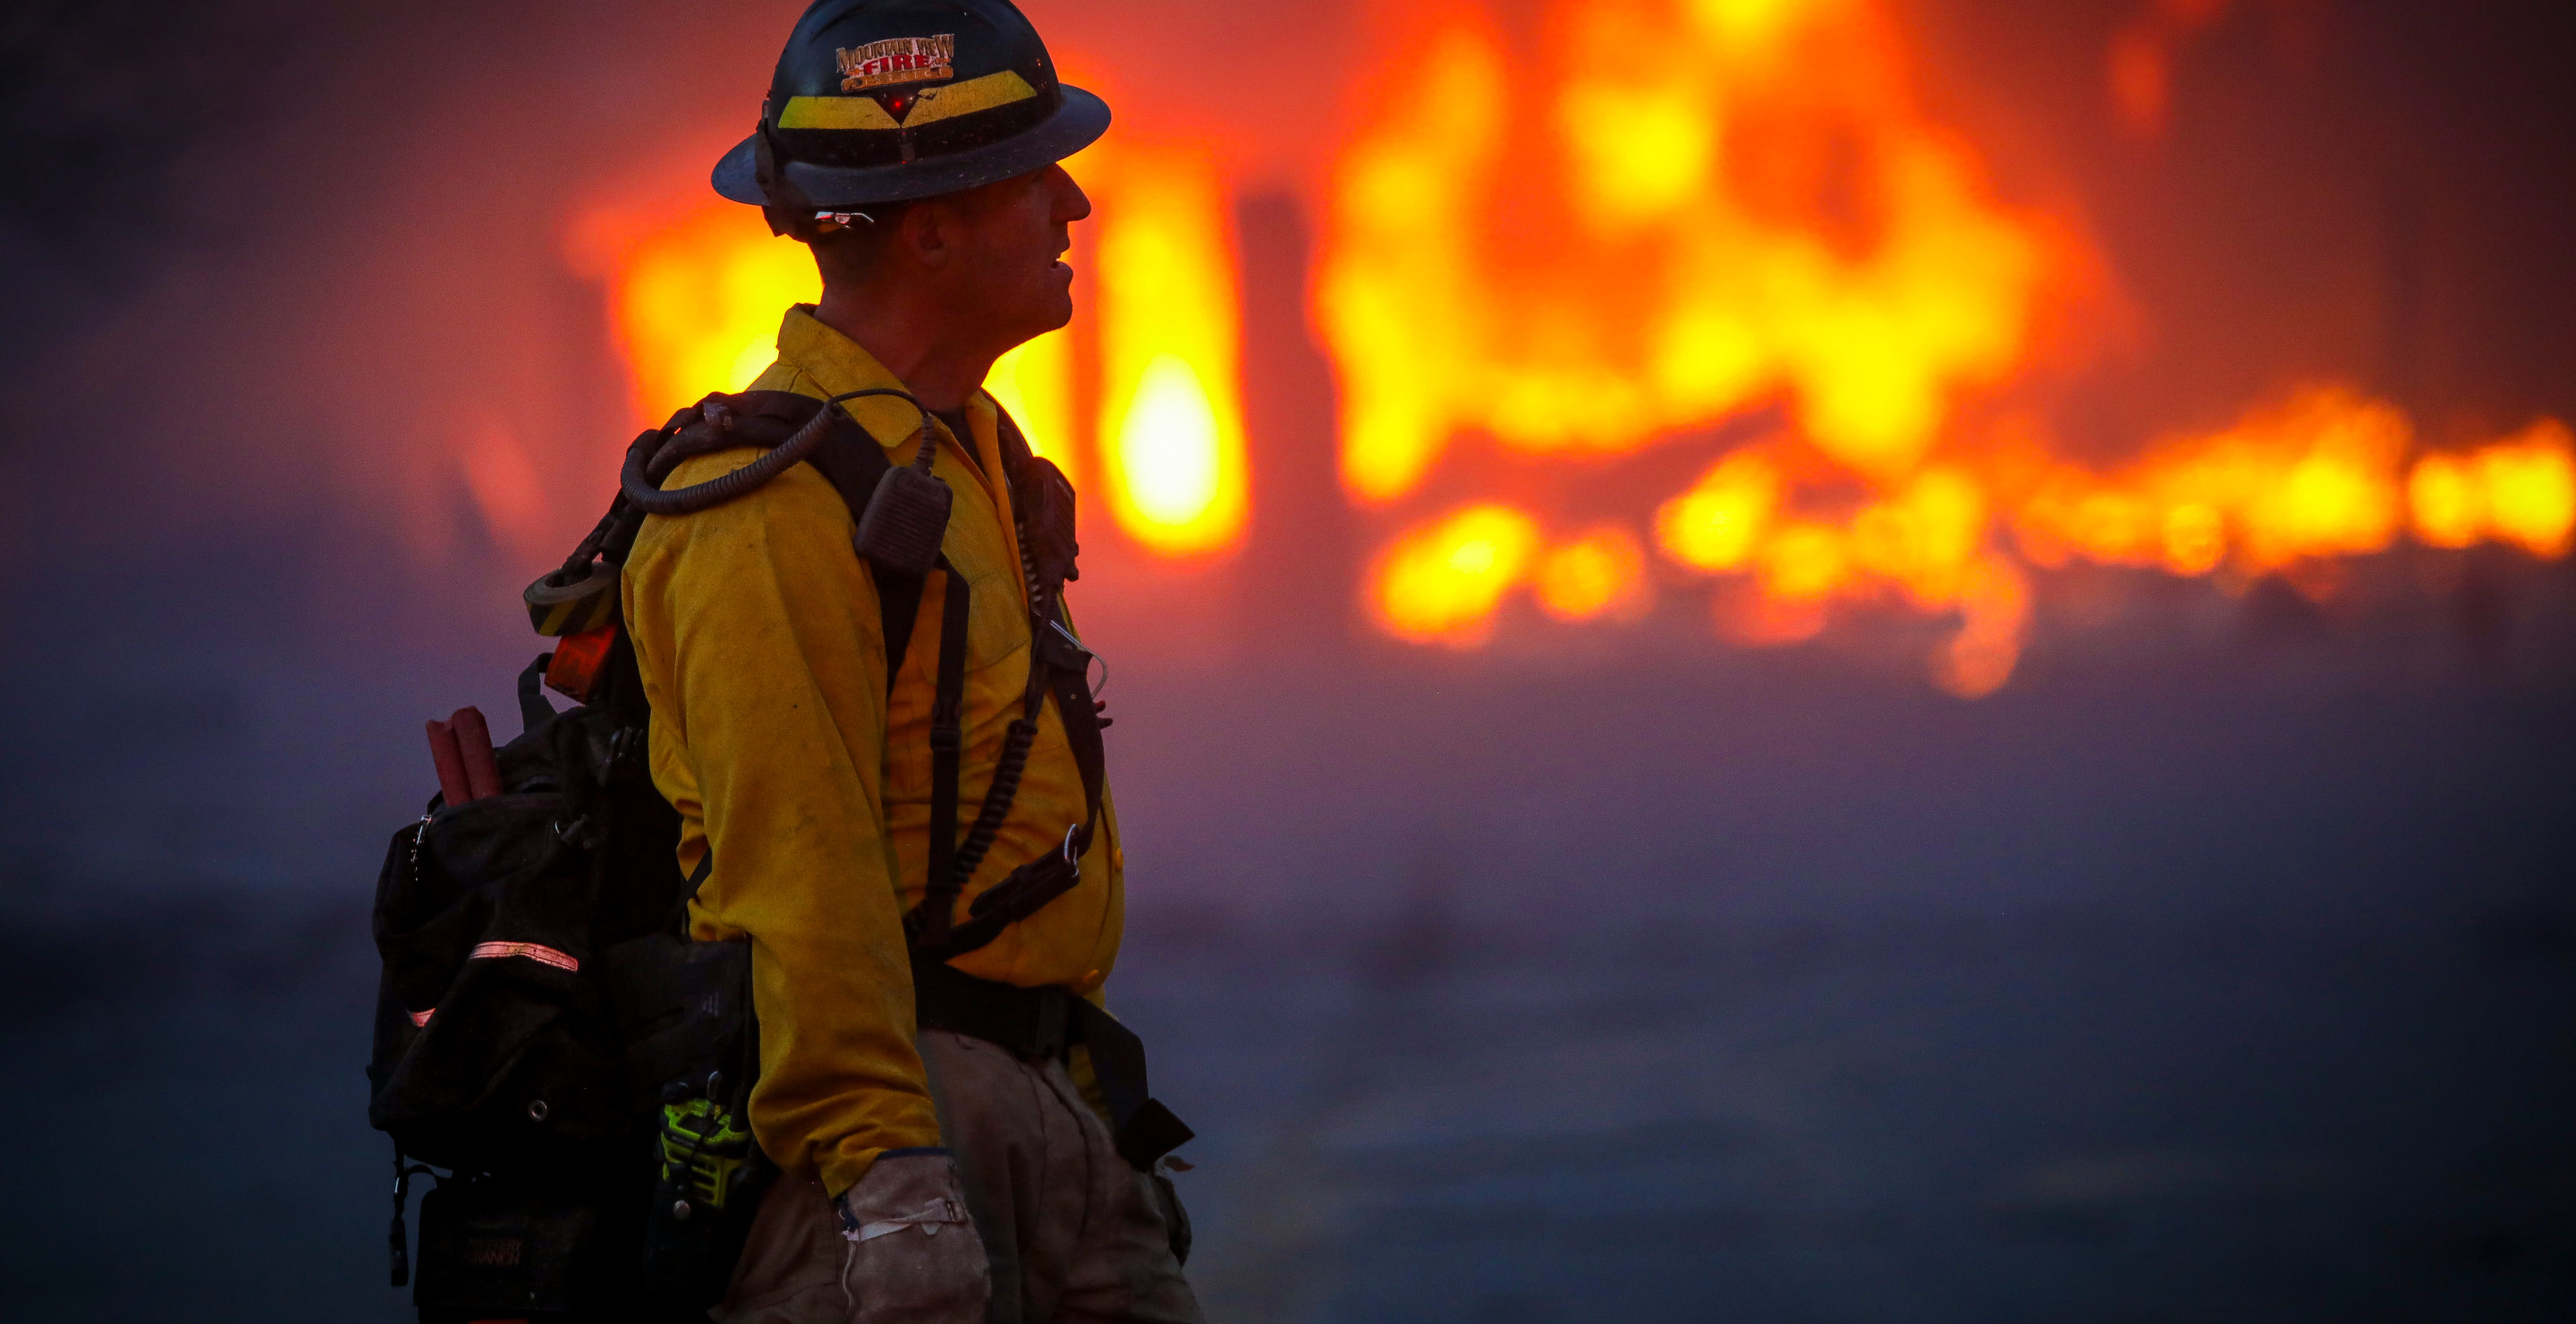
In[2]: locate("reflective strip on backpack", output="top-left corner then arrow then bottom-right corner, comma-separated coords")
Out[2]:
470,941 -> 580,972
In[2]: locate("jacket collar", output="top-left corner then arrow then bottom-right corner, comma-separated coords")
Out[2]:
771,305 -> 1023,598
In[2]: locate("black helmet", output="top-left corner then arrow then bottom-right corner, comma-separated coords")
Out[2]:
713,0 -> 1110,210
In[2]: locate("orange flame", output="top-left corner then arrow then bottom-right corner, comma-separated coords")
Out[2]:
1368,504 -> 1544,646
568,151 -> 1227,544
1318,0 -> 2075,499
573,193 -> 1084,471
565,0 -> 2569,696
570,199 -> 819,422
1093,141 -> 1250,559
2017,386 -> 2410,577
1335,0 -> 2573,695
2407,420 -> 2576,558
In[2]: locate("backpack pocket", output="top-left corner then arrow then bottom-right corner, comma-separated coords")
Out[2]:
369,793 -> 626,1167
413,1172 -> 612,1318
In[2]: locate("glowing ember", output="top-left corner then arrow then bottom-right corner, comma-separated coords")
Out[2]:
1093,141 -> 1250,558
1535,526 -> 1653,623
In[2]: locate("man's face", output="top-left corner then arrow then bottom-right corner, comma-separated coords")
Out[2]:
936,163 -> 1091,353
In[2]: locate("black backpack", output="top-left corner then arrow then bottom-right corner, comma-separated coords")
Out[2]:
367,388 -> 1097,1320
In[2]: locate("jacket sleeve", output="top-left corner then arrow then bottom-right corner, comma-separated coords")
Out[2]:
623,457 -> 942,1196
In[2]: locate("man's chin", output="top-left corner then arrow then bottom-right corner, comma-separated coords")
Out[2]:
1034,287 -> 1075,335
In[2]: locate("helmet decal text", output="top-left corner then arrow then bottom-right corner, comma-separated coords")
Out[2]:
838,34 -> 956,91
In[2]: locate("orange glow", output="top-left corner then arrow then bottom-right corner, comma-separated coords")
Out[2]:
2479,427 -> 2576,556
2409,453 -> 2483,550
1934,555 -> 2030,699
1094,141 -> 1250,558
1318,0 -> 2073,499
459,417 -> 552,559
1760,522 -> 1851,603
2014,387 -> 2411,578
571,199 -> 818,421
1535,526 -> 1653,622
1849,467 -> 1986,607
2408,420 -> 2576,558
1368,505 -> 1544,646
984,330 -> 1077,482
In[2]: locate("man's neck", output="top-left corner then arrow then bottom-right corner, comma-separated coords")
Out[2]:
813,281 -> 995,412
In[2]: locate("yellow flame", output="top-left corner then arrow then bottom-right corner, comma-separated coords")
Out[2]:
1369,504 -> 1545,645
1656,449 -> 1782,572
1095,142 -> 1250,557
2408,420 -> 2576,558
572,199 -> 819,421
1849,466 -> 1986,607
2015,387 -> 2413,578
2408,453 -> 2483,550
2472,421 -> 2576,556
1318,24 -> 1508,504
1318,0 -> 2068,498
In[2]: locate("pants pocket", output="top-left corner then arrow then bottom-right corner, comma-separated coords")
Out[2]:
716,1176 -> 845,1322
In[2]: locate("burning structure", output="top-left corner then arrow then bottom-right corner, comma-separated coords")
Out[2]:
530,0 -> 2572,697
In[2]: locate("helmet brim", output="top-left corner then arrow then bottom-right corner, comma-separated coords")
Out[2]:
712,84 -> 1111,208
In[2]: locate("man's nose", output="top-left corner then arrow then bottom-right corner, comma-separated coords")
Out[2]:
1050,166 -> 1093,224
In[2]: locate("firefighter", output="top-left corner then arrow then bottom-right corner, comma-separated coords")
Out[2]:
621,2 -> 1200,1320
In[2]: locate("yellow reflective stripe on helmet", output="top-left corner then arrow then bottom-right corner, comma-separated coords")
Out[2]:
906,70 -> 1038,123
776,70 -> 1038,132
778,95 -> 902,131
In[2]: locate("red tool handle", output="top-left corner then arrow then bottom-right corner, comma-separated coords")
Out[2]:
448,707 -> 504,802
424,719 -> 474,806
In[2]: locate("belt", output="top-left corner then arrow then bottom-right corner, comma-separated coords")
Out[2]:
910,958 -> 1194,1170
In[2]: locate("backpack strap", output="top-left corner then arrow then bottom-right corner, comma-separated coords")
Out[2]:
985,399 -> 1105,826
915,555 -> 971,950
794,395 -> 931,692
898,399 -> 1109,964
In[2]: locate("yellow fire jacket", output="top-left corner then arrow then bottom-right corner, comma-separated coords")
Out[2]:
622,307 -> 1124,1196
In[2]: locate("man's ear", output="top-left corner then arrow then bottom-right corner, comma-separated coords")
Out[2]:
900,200 -> 955,271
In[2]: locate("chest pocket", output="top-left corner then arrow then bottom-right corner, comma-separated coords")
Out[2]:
939,529 -> 1029,683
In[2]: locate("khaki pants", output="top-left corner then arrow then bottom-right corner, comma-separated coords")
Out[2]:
716,1030 -> 1204,1324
